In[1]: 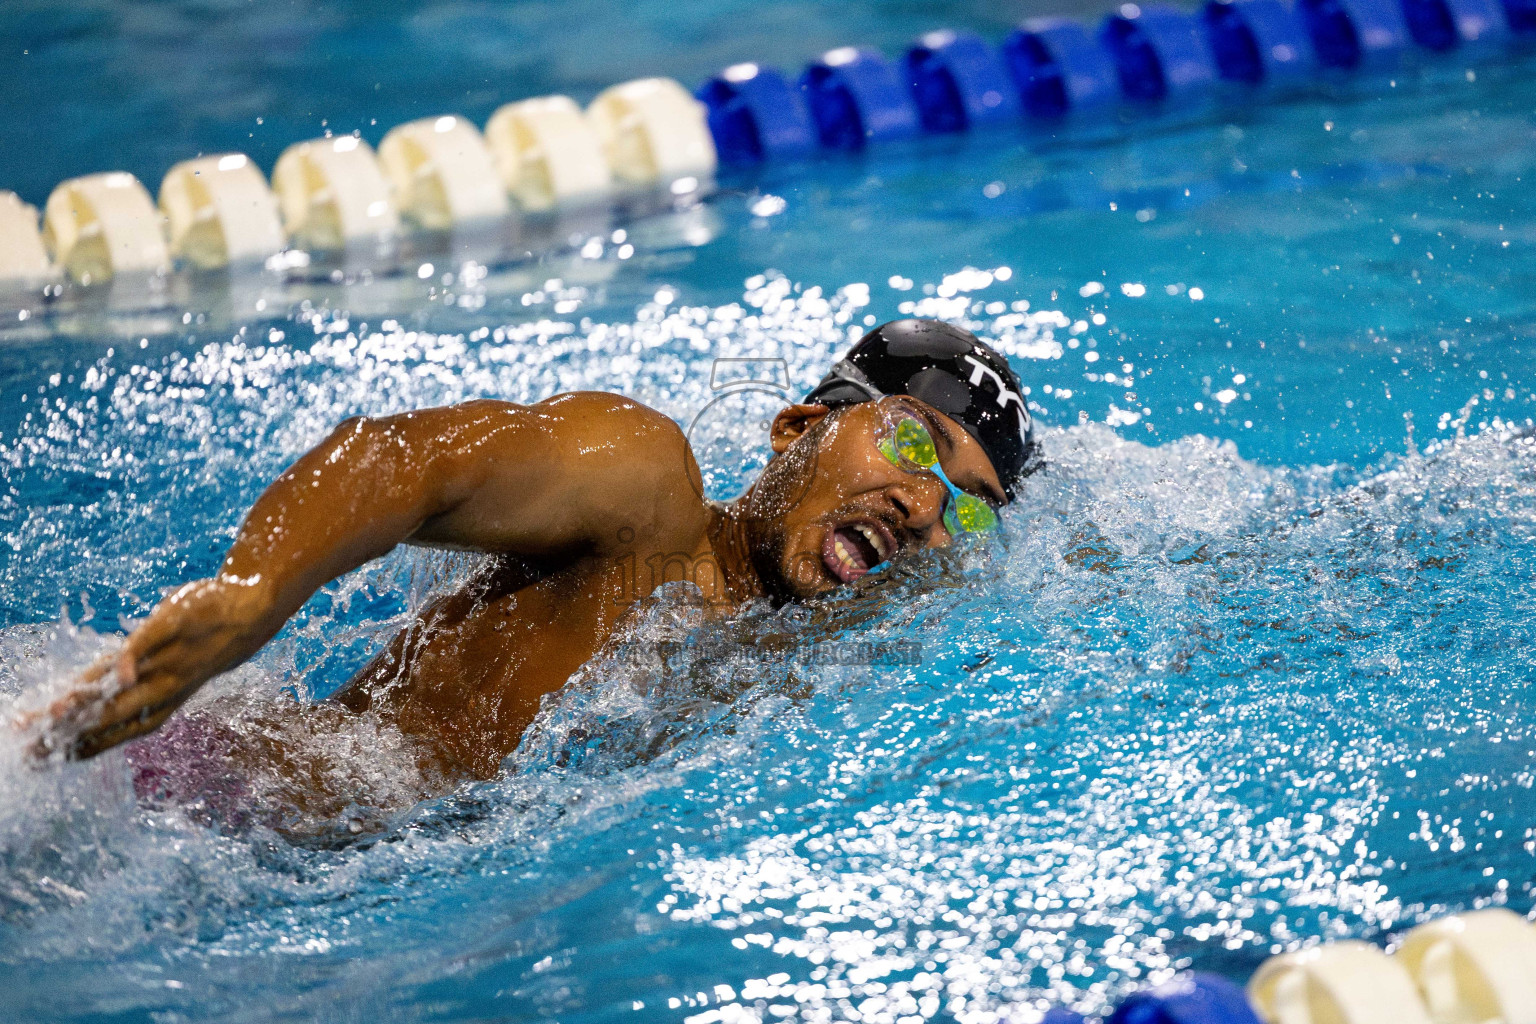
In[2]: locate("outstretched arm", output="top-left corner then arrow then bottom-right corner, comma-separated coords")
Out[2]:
37,392 -> 700,759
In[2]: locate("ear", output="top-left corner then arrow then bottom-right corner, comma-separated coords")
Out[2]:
769,404 -> 831,454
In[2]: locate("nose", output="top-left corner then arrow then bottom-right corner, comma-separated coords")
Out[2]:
886,477 -> 952,548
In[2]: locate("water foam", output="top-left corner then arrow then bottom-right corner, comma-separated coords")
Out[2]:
1,269 -> 1533,1018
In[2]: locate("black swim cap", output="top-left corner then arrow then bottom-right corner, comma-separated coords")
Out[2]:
805,319 -> 1038,500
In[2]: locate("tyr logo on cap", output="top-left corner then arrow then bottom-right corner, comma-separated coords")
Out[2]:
962,352 -> 1030,435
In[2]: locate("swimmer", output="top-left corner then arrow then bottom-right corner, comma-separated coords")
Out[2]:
36,319 -> 1039,783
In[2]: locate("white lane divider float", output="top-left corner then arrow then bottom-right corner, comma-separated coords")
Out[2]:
271,135 -> 399,252
484,95 -> 613,212
586,77 -> 718,190
1248,940 -> 1434,1024
378,115 -> 509,230
1396,908 -> 1536,1024
158,153 -> 285,270
0,191 -> 57,284
42,172 -> 170,284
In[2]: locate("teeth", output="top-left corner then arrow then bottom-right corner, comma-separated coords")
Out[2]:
833,537 -> 857,574
854,523 -> 888,561
831,525 -> 892,580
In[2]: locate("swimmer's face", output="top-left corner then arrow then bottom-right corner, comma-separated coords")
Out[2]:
744,397 -> 1007,600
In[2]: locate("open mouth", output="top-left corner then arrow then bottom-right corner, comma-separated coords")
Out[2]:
821,520 -> 896,583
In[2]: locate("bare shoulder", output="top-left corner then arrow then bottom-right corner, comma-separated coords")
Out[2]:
529,392 -> 694,475
537,392 -> 706,550
534,391 -> 686,440
423,392 -> 705,553
436,392 -> 681,441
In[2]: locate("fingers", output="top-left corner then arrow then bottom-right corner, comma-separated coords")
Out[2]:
50,637 -> 142,726
115,648 -> 138,688
65,633 -> 234,759
35,579 -> 245,761
63,662 -> 197,760
24,668 -> 183,763
47,651 -> 133,738
67,693 -> 183,761
84,664 -> 192,739
19,684 -> 115,761
72,603 -> 181,692
59,601 -> 192,720
44,684 -> 107,729
77,650 -> 115,685
34,638 -> 192,761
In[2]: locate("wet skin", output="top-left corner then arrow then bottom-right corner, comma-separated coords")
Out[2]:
41,391 -> 1006,782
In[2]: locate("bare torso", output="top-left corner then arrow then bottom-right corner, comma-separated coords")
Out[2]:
333,526 -> 725,779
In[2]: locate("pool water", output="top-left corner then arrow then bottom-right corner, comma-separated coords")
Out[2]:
4,2 -> 1536,1021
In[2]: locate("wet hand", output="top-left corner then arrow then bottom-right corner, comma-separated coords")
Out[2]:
30,575 -> 274,760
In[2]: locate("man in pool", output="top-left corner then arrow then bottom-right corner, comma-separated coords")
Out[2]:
40,318 -> 1038,783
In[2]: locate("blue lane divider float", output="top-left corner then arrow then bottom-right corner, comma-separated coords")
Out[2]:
799,46 -> 920,149
699,0 -> 1536,166
1506,0 -> 1536,30
1108,972 -> 1264,1024
697,63 -> 817,164
1101,4 -> 1219,101
1202,0 -> 1318,83
1444,0 -> 1512,44
1402,0 -> 1509,48
901,30 -> 1020,132
1297,0 -> 1411,66
1002,17 -> 1122,118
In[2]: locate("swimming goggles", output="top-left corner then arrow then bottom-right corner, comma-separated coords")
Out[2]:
875,406 -> 1001,536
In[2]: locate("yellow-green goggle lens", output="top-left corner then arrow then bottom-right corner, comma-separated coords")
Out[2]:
892,416 -> 939,469
944,493 -> 999,534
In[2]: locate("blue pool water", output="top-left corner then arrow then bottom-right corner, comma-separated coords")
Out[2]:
5,2 -> 1536,1021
